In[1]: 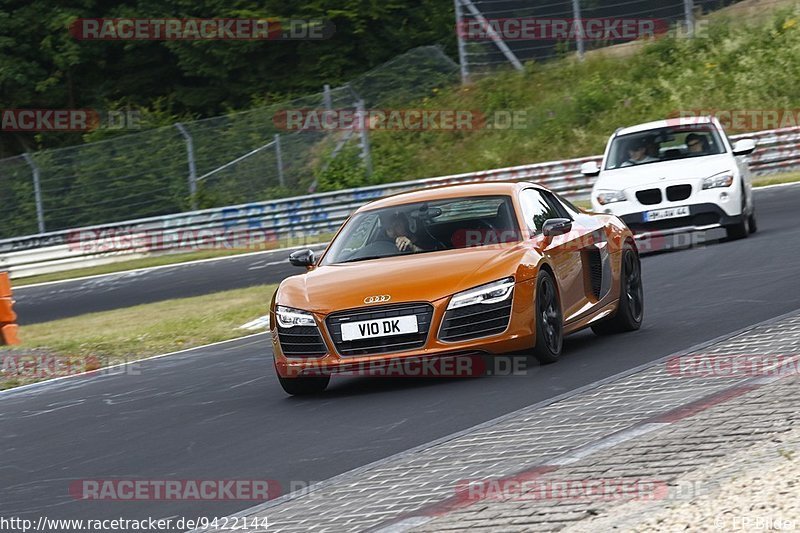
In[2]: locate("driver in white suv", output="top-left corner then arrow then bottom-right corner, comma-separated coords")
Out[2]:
621,137 -> 660,167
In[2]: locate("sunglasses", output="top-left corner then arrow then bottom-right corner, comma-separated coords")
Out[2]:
687,141 -> 702,148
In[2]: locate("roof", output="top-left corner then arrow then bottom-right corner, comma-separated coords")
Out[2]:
616,116 -> 715,136
358,181 -> 529,212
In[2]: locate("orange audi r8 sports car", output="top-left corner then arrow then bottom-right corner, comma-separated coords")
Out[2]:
271,182 -> 643,395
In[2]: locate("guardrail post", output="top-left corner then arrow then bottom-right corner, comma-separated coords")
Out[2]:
175,123 -> 199,210
0,271 -> 19,345
22,153 -> 46,234
275,134 -> 286,187
572,0 -> 585,60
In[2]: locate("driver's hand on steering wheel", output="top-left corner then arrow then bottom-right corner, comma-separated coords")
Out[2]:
395,236 -> 417,252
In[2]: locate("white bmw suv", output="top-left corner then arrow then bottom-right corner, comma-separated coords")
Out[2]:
583,116 -> 757,241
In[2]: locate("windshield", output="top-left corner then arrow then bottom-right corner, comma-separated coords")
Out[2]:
605,124 -> 726,170
321,195 -> 520,265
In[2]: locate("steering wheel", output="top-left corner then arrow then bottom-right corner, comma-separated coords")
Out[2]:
474,219 -> 497,234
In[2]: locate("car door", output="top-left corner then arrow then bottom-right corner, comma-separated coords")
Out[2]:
519,188 -> 595,322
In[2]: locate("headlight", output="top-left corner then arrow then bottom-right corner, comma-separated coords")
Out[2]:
447,277 -> 515,310
596,190 -> 627,205
702,172 -> 734,189
276,306 -> 316,328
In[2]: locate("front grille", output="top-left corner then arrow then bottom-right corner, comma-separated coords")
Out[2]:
439,293 -> 513,343
326,303 -> 433,357
586,249 -> 603,299
278,326 -> 327,358
636,189 -> 662,205
666,184 -> 692,201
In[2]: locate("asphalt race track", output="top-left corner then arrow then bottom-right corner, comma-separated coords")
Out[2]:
2,184 -> 800,528
13,243 -> 329,325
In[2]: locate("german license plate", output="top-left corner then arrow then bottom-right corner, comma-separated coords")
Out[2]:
644,206 -> 690,222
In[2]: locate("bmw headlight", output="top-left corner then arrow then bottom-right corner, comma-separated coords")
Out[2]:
276,306 -> 316,328
447,277 -> 515,310
596,190 -> 627,205
702,172 -> 734,190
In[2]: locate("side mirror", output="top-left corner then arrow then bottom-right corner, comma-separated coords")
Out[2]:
289,249 -> 316,268
732,138 -> 756,156
580,161 -> 601,176
542,218 -> 572,238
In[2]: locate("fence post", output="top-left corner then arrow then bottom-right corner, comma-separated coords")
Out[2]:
323,84 -> 333,111
461,0 -> 523,71
275,134 -> 286,187
22,153 -> 45,234
572,0 -> 585,60
356,100 -> 373,177
175,123 -> 198,210
454,0 -> 470,83
684,0 -> 695,37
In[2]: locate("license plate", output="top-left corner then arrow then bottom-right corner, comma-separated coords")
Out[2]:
341,315 -> 419,341
643,206 -> 690,222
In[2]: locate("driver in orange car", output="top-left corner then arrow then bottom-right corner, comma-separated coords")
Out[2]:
382,212 -> 433,253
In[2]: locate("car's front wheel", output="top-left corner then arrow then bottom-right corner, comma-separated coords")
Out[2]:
275,361 -> 330,395
727,191 -> 753,240
531,269 -> 563,365
592,244 -> 644,335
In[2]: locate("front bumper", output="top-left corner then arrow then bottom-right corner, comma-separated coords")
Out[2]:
619,203 -> 743,239
273,279 -> 537,378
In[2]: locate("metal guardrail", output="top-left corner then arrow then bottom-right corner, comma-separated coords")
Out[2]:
2,125 -> 800,278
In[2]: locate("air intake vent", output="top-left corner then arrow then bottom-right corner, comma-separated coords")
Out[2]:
278,326 -> 327,358
586,249 -> 603,299
439,294 -> 513,343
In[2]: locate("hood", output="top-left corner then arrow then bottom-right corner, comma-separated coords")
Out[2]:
595,154 -> 734,191
277,244 -> 531,315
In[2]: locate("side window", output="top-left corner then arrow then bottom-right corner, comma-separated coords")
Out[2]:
519,189 -> 562,234
541,190 -> 574,219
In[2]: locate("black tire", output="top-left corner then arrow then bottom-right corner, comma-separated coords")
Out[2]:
592,245 -> 644,335
726,191 -> 751,240
532,269 -> 563,365
275,362 -> 330,395
748,211 -> 757,234
726,215 -> 750,240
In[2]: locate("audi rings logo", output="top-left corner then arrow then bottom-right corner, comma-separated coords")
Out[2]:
364,295 -> 391,304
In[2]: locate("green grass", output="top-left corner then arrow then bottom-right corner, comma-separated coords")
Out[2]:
318,5 -> 800,191
0,284 -> 277,390
753,170 -> 800,187
13,233 -> 333,287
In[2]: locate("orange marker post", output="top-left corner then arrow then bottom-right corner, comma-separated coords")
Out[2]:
0,271 -> 20,345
